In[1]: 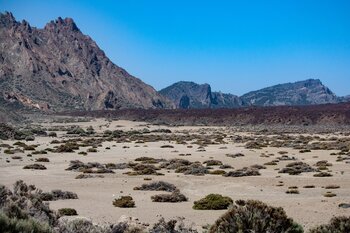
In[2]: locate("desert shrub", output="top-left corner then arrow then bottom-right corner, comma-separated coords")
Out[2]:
264,161 -> 278,166
193,194 -> 233,210
134,181 -> 176,192
82,168 -> 114,174
303,185 -> 316,188
25,135 -> 35,141
323,192 -> 336,197
66,160 -> 109,173
40,190 -> 78,201
0,212 -> 53,233
219,164 -> 233,169
114,163 -> 129,169
226,153 -> 244,158
160,159 -> 192,170
325,185 -> 340,189
75,174 -> 104,179
224,167 -> 260,177
48,132 -> 57,137
300,149 -> 311,153
58,208 -> 78,216
126,164 -> 163,176
23,164 -> 47,170
150,217 -> 198,233
315,160 -> 332,167
314,172 -> 333,177
4,149 -> 15,154
245,141 -> 265,149
308,216 -> 350,233
209,200 -> 303,233
338,203 -> 350,208
35,158 -> 50,162
87,148 -> 97,153
277,155 -> 296,161
209,170 -> 226,175
135,157 -> 164,164
203,160 -> 223,166
0,181 -> 57,227
286,189 -> 300,194
32,150 -> 48,155
279,162 -> 316,175
175,163 -> 209,176
160,145 -> 174,148
113,196 -> 135,208
67,126 -> 86,136
57,217 -> 111,233
11,156 -> 22,160
55,143 -> 79,153
151,190 -> 188,203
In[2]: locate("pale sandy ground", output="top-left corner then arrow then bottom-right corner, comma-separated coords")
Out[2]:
0,119 -> 349,231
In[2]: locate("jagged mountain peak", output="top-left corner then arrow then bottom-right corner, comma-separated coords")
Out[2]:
0,11 -> 18,27
45,17 -> 80,32
0,12 -> 173,111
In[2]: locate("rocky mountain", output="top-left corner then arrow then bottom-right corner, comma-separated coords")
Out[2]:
161,79 -> 341,109
241,79 -> 339,106
0,12 -> 173,111
338,95 -> 350,103
159,81 -> 244,109
159,81 -> 212,109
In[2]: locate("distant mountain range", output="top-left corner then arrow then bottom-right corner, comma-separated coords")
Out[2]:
0,11 -> 348,116
160,79 -> 347,109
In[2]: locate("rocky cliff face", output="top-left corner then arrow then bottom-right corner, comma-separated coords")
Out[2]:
0,12 -> 173,111
159,81 -> 245,109
241,79 -> 339,106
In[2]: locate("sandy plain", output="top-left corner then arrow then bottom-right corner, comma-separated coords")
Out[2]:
0,119 -> 349,231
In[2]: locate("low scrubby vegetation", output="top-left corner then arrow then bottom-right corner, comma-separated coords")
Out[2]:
23,164 -> 47,170
224,166 -> 261,177
308,216 -> 350,233
0,180 -> 348,233
279,161 -> 316,175
58,208 -> 78,216
112,196 -> 135,208
209,200 -> 303,233
151,190 -> 188,203
134,181 -> 176,192
193,194 -> 233,210
40,190 -> 78,201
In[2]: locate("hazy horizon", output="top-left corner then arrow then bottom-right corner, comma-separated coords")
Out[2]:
1,0 -> 349,96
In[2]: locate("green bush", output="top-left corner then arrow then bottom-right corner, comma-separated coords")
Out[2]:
113,196 -> 135,208
209,200 -> 303,233
193,194 -> 233,210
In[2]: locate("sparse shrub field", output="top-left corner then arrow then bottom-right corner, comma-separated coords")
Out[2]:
0,119 -> 349,232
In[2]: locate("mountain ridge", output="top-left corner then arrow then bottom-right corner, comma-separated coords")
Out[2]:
0,11 -> 173,112
160,79 -> 347,109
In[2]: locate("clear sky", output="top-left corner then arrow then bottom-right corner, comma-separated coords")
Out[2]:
1,0 -> 350,96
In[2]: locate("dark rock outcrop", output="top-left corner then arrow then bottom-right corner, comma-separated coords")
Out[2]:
0,12 -> 173,111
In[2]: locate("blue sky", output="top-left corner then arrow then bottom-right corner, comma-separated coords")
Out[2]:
1,0 -> 350,96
